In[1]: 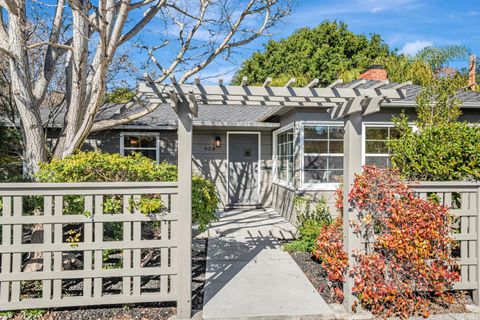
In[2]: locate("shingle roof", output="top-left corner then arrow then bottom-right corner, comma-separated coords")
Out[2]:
37,103 -> 274,130
334,79 -> 480,104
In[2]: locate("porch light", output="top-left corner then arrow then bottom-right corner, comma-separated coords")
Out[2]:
214,136 -> 222,147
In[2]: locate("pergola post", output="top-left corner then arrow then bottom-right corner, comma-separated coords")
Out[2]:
342,111 -> 364,311
176,100 -> 193,319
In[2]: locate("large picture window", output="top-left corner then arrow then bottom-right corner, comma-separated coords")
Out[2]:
120,132 -> 159,162
303,124 -> 344,185
275,128 -> 294,184
364,126 -> 399,168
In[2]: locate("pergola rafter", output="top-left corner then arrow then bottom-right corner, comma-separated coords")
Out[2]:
138,78 -> 409,117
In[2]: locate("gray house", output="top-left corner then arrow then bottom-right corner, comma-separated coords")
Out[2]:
41,67 -> 480,224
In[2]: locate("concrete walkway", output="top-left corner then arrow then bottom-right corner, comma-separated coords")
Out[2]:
202,208 -> 335,320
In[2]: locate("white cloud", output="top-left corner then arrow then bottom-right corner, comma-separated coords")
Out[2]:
399,40 -> 433,56
370,7 -> 384,14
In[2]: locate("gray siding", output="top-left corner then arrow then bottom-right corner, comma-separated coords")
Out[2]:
82,129 -> 178,164
192,129 -> 273,208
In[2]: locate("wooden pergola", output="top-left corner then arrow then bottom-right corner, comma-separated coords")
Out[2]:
139,76 -> 409,313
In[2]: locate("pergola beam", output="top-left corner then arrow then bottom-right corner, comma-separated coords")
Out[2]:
327,79 -> 343,88
187,91 -> 198,117
284,78 -> 296,87
138,83 -> 406,101
391,81 -> 412,89
345,79 -> 366,88
306,78 -> 319,88
241,76 -> 248,87
263,77 -> 272,87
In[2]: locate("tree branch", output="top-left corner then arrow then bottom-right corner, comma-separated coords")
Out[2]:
178,0 -> 256,83
153,0 -> 209,82
27,41 -> 73,51
118,0 -> 166,45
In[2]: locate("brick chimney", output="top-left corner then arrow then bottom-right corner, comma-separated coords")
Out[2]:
358,65 -> 388,81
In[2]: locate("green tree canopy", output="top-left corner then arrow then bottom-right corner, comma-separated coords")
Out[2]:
232,20 -> 392,86
232,20 -> 470,87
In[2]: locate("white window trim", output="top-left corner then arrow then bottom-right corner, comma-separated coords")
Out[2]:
272,123 -> 295,187
362,122 -> 417,166
362,123 -> 394,166
120,131 -> 160,164
300,121 -> 343,191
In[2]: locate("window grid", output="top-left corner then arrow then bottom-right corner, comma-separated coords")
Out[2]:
120,133 -> 159,163
303,125 -> 344,184
275,129 -> 294,184
364,126 -> 398,168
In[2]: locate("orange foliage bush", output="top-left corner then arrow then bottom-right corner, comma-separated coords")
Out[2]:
314,166 -> 459,318
313,217 -> 347,301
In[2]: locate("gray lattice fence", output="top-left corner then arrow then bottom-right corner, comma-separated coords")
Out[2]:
414,182 -> 480,301
0,182 -> 184,311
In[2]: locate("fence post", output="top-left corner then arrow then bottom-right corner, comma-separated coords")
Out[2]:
342,112 -> 363,311
176,101 -> 193,319
475,187 -> 480,304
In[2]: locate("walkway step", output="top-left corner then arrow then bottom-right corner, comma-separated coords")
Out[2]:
203,208 -> 335,320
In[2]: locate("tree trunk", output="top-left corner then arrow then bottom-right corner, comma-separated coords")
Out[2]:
8,0 -> 48,175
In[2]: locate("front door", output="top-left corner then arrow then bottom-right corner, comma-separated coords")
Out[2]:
228,133 -> 260,205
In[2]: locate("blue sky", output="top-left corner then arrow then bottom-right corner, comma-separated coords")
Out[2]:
280,0 -> 480,56
124,0 -> 480,86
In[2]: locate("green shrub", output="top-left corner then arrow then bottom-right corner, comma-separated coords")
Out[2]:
388,76 -> 480,182
20,309 -> 46,320
37,152 -> 219,231
389,121 -> 480,181
284,196 -> 332,253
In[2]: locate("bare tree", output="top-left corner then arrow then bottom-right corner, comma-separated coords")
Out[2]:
0,0 -> 291,174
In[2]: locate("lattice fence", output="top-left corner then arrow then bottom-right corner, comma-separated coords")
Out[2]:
414,182 -> 480,299
0,182 -> 181,311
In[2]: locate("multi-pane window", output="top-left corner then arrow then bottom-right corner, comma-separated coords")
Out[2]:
275,129 -> 294,184
303,125 -> 344,184
364,126 -> 399,168
121,133 -> 159,162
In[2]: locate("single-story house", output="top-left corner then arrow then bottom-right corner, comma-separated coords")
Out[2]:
38,66 -> 480,225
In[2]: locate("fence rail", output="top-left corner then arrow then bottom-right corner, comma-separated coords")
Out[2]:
0,182 -> 182,311
413,181 -> 480,300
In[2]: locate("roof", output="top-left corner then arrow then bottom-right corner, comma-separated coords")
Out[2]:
14,79 -> 480,131
37,102 -> 277,130
335,79 -> 480,106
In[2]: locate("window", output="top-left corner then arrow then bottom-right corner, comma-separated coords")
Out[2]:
303,124 -> 344,185
120,132 -> 159,162
275,128 -> 294,184
364,126 -> 399,168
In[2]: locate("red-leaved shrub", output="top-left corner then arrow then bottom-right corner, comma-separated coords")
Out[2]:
314,166 -> 459,318
313,217 -> 347,301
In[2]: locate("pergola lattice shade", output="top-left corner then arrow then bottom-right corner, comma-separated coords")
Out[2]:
138,79 -> 409,119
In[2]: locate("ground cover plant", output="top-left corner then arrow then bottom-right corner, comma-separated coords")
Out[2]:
284,195 -> 332,253
313,166 -> 459,318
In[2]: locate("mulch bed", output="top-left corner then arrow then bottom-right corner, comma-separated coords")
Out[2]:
289,250 -> 339,304
7,239 -> 208,320
288,250 -> 472,316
